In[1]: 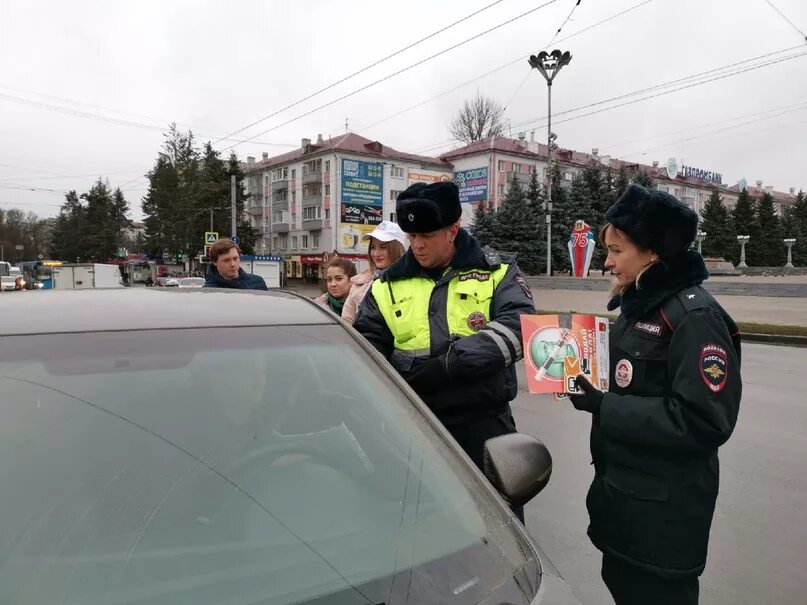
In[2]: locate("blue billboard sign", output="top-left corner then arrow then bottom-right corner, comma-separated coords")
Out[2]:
454,167 -> 489,204
340,159 -> 384,224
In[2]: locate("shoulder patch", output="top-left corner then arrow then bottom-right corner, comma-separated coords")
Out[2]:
700,343 -> 728,393
515,274 -> 533,299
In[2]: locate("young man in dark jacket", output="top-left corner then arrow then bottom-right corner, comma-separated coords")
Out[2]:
354,182 -> 536,473
204,239 -> 268,290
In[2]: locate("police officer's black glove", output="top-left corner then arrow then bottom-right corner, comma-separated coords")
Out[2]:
569,375 -> 604,414
406,355 -> 449,395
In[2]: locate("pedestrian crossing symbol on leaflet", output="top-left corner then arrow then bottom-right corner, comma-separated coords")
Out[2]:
205,232 -> 219,244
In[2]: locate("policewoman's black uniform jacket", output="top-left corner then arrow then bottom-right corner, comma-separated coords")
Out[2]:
587,251 -> 742,578
354,228 -> 535,425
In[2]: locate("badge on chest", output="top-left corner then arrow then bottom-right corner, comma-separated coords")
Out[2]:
615,359 -> 634,388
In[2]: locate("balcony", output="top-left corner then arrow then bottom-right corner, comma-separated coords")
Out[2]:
272,200 -> 289,211
302,219 -> 323,231
273,222 -> 290,234
505,171 -> 531,186
271,180 -> 288,193
302,192 -> 322,207
247,202 -> 263,215
302,170 -> 322,184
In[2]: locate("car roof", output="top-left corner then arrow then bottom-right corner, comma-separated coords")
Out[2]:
0,288 -> 336,335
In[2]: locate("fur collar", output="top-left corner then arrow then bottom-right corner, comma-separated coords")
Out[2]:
383,228 -> 488,281
608,250 -> 709,318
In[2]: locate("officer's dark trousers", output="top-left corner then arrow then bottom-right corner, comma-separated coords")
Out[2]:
447,409 -> 524,523
601,555 -> 699,605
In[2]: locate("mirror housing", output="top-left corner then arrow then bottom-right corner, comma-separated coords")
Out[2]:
483,433 -> 552,509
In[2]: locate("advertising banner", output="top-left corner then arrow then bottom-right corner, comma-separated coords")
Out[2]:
568,220 -> 596,278
408,170 -> 452,185
340,159 -> 383,253
453,167 -> 488,204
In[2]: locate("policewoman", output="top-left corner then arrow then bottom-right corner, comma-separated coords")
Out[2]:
570,184 -> 742,605
354,182 -> 535,473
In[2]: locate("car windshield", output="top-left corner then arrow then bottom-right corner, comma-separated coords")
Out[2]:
0,326 -> 537,605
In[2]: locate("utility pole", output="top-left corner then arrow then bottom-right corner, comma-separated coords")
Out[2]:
209,208 -> 214,233
230,174 -> 237,239
529,49 -> 572,276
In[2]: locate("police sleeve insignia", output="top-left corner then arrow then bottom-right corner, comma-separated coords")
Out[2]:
700,344 -> 728,393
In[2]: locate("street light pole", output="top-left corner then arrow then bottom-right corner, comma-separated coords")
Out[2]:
737,235 -> 750,269
529,49 -> 572,276
696,230 -> 707,254
784,238 -> 796,268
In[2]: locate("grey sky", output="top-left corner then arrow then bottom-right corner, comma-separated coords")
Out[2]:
1,0 -> 806,220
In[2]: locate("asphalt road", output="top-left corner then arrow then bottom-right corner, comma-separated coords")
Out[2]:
517,343 -> 807,605
524,276 -> 807,298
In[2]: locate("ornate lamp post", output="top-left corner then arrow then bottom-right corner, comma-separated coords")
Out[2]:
736,235 -> 750,268
784,238 -> 796,268
529,49 -> 572,276
696,230 -> 707,254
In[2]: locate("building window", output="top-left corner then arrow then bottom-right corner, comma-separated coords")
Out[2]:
292,191 -> 296,203
497,184 -> 505,196
302,235 -> 309,249
264,175 -> 269,186
272,168 -> 288,181
303,183 -> 322,197
325,160 -> 331,173
325,208 -> 330,220
302,206 -> 322,220
513,163 -> 522,173
273,236 -> 279,249
497,160 -> 505,171
279,235 -> 287,249
313,233 -> 320,248
291,236 -> 298,249
325,184 -> 330,195
391,166 -> 404,179
390,212 -> 396,222
291,169 -> 296,180
390,189 -> 403,201
272,211 -> 283,223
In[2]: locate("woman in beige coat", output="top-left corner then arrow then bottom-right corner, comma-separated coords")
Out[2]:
341,221 -> 407,324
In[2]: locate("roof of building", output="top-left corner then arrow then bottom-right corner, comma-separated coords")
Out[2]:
247,133 -> 452,173
439,135 -> 800,201
725,184 -> 801,204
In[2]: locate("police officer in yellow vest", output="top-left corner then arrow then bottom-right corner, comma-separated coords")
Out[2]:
354,181 -> 536,473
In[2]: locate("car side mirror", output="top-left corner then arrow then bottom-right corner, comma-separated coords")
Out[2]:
483,433 -> 552,509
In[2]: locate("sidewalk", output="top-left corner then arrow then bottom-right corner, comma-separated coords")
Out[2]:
284,281 -> 807,327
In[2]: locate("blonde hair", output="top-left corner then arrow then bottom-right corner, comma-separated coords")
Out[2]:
367,238 -> 405,271
599,223 -> 659,299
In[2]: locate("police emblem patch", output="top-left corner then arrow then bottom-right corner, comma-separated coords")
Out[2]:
515,274 -> 533,299
700,343 -> 728,393
615,359 -> 633,388
467,311 -> 487,331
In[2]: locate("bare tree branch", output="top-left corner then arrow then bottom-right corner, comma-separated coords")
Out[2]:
449,92 -> 504,145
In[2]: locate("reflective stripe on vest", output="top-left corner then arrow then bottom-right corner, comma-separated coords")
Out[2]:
372,264 -> 510,353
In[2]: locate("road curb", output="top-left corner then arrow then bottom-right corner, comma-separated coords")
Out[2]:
741,333 -> 807,347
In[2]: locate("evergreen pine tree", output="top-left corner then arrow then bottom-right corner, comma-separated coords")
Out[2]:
699,189 -> 732,260
495,174 -> 543,274
548,165 -> 574,274
755,192 -> 783,266
614,165 -> 630,197
471,201 -> 494,247
50,191 -> 87,262
526,167 -> 546,269
730,189 -> 760,265
633,170 -> 655,189
789,190 -> 807,266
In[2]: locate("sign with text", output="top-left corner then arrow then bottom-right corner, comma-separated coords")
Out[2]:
408,170 -> 452,185
453,167 -> 488,204
339,159 -> 384,253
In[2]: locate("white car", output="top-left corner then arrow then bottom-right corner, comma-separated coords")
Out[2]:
178,277 -> 205,288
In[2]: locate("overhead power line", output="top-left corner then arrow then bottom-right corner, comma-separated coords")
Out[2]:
411,44 -> 807,154
220,0 -> 564,151
761,0 -> 807,42
213,0 -> 511,145
544,0 -> 582,50
355,0 -> 655,136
